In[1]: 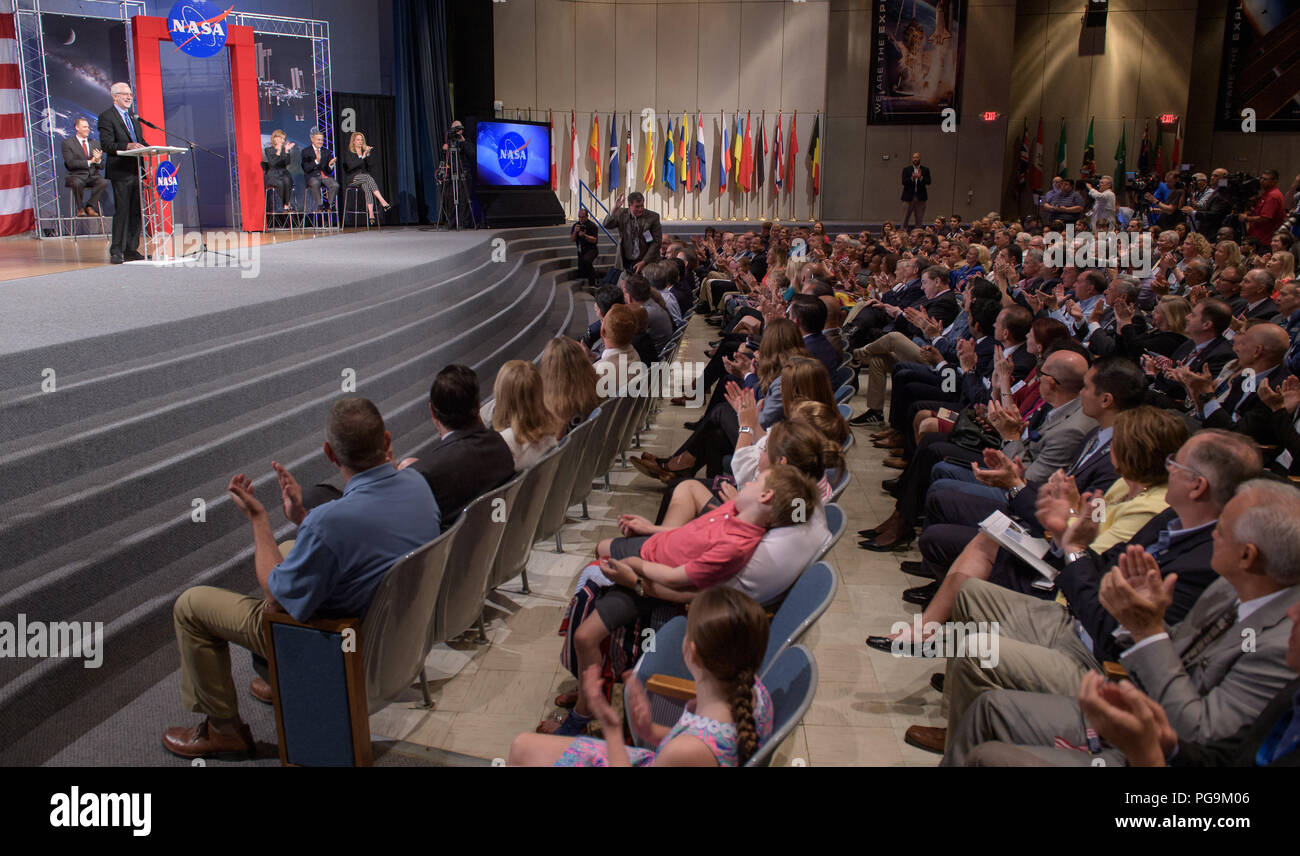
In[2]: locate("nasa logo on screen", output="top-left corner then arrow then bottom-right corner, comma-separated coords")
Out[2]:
156,161 -> 180,201
496,131 -> 530,178
168,0 -> 233,58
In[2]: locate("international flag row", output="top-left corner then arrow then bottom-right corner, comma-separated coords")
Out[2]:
548,109 -> 821,199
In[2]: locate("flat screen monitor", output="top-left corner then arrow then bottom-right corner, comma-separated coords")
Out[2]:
476,119 -> 551,187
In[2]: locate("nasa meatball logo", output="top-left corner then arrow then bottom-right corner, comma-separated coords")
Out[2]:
496,131 -> 530,178
168,1 -> 233,58
156,161 -> 180,201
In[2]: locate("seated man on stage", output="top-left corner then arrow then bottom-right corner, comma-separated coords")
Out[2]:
163,398 -> 440,760
62,118 -> 108,217
300,130 -> 338,212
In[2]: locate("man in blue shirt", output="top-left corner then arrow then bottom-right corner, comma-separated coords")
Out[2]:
163,397 -> 440,760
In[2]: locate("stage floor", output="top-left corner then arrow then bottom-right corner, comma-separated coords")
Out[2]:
0,227 -> 497,356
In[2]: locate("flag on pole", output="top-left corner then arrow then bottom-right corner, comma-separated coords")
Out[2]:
809,113 -> 822,196
1154,121 -> 1165,175
1029,117 -> 1044,189
681,111 -> 691,191
1170,119 -> 1181,170
1016,119 -> 1029,187
720,113 -> 730,191
566,107 -> 577,197
644,117 -> 655,188
684,113 -> 694,190
1114,121 -> 1127,194
774,110 -> 784,190
588,114 -> 602,191
1137,122 -> 1150,175
739,111 -> 754,192
695,113 -> 707,192
608,114 -> 619,193
626,114 -> 636,194
663,117 -> 676,192
1054,118 -> 1067,178
549,109 -> 557,190
786,111 -> 799,196
1081,116 -> 1095,178
755,115 -> 766,191
733,113 -> 744,177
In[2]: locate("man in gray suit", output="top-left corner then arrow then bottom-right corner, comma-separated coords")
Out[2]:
942,479 -> 1300,766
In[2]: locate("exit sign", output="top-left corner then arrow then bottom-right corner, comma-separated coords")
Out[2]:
1159,114 -> 1179,125
981,111 -> 999,122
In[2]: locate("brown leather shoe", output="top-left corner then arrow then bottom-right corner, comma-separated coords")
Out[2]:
904,725 -> 946,754
162,718 -> 256,760
883,456 -> 908,469
250,677 -> 273,705
873,438 -> 903,450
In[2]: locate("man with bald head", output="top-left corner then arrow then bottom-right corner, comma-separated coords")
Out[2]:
946,478 -> 1300,766
97,82 -> 146,264
1178,322 -> 1289,445
901,152 -> 931,230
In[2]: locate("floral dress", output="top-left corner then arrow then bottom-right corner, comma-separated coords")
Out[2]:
555,680 -> 775,767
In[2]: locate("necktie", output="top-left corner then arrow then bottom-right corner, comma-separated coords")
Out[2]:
1071,432 -> 1100,473
121,110 -> 136,143
82,139 -> 89,157
1260,693 -> 1300,764
1180,601 -> 1238,666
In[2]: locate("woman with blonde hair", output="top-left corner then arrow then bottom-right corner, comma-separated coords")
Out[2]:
492,360 -> 560,470
340,131 -> 391,224
262,129 -> 295,212
540,337 -> 599,437
1212,240 -> 1242,285
1267,249 -> 1296,284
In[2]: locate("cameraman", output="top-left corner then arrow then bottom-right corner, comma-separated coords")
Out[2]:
571,207 -> 599,289
442,119 -> 466,153
1183,168 -> 1232,238
1240,168 -> 1287,242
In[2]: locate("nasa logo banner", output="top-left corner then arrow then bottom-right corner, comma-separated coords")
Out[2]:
156,161 -> 180,201
168,0 -> 233,58
496,131 -> 530,178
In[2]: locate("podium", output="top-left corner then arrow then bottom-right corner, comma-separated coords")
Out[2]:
118,145 -> 189,261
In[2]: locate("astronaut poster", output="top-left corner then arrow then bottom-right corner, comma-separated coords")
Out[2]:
868,0 -> 967,125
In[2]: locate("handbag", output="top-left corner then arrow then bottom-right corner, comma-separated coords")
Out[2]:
946,409 -> 1003,453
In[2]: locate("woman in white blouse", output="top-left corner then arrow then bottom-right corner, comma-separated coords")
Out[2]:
492,360 -> 560,471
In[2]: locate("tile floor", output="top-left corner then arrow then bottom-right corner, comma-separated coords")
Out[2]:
368,313 -> 948,766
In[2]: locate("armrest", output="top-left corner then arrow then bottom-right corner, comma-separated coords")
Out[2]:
1102,661 -> 1129,681
645,674 -> 696,702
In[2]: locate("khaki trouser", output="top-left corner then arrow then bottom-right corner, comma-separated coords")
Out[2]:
852,331 -> 923,411
944,577 -> 1099,735
174,585 -> 270,720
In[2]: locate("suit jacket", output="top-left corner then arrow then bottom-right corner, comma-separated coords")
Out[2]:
414,425 -> 516,526
301,145 -> 335,178
262,145 -> 293,176
97,106 -> 145,181
1151,336 -> 1235,407
1244,298 -> 1282,323
1171,677 -> 1300,767
1009,343 -> 1037,382
340,149 -> 374,181
1201,364 -> 1284,445
901,164 -> 931,202
62,135 -> 103,182
803,332 -> 841,379
1122,578 -> 1300,743
1008,425 -> 1120,532
1003,396 -> 1097,485
1056,508 -> 1217,662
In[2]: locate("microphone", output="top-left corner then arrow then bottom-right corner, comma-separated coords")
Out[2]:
134,114 -> 161,131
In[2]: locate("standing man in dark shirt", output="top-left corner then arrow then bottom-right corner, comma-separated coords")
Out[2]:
604,190 -> 662,274
572,206 -> 599,289
901,152 -> 931,230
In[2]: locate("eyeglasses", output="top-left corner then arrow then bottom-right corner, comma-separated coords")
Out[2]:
1165,453 -> 1205,480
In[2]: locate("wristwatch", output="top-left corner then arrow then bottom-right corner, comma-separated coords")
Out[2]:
635,579 -> 645,597
1064,550 -> 1089,565
739,426 -> 753,435
1005,483 -> 1025,501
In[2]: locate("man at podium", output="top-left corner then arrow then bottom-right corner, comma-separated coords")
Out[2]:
97,82 -> 146,264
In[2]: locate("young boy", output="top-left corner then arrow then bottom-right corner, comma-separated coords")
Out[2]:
543,464 -> 819,735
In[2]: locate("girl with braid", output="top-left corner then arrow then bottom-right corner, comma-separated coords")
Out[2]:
508,587 -> 774,766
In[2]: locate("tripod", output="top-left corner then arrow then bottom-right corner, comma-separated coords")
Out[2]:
437,135 -> 476,230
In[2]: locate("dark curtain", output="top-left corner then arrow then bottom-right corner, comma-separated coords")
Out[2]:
332,91 -> 398,215
393,0 -> 452,225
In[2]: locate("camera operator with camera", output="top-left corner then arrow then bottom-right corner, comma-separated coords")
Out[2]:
1238,168 -> 1287,242
1144,169 -> 1187,228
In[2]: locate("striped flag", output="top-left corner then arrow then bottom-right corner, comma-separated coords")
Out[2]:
643,117 -> 655,188
626,114 -> 636,194
663,117 -> 676,192
548,109 -> 557,190
607,113 -> 619,192
774,111 -> 784,190
732,112 -> 743,178
739,111 -> 753,192
694,113 -> 707,192
808,113 -> 821,196
720,113 -> 729,192
0,5 -> 34,236
677,112 -> 687,192
755,115 -> 765,191
786,111 -> 798,195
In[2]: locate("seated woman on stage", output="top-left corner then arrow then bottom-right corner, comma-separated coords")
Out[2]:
340,131 -> 391,224
262,129 -> 295,212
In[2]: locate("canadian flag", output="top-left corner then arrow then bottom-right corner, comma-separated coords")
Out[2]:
0,4 -> 35,236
